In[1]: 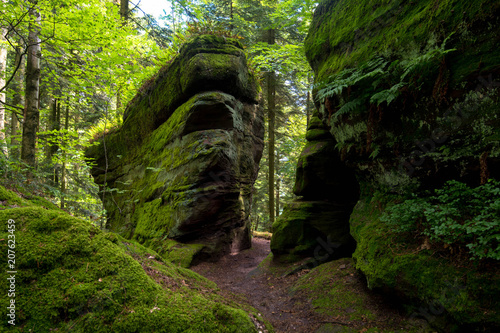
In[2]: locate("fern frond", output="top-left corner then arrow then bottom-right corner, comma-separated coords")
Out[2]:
333,97 -> 365,120
370,82 -> 406,106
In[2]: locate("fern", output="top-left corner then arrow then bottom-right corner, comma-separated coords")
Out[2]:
333,97 -> 366,121
315,34 -> 456,119
400,34 -> 456,81
370,82 -> 406,106
315,57 -> 389,102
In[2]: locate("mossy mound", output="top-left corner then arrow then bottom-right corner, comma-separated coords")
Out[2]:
271,201 -> 355,261
291,258 -> 432,332
0,185 -> 61,211
350,197 -> 500,332
0,190 -> 262,332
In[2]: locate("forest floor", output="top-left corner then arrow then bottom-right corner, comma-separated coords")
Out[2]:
191,237 -> 433,333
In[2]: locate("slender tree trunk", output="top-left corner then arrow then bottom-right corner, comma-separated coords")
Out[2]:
275,150 -> 280,218
266,28 -> 276,226
46,98 -> 59,158
46,97 -> 61,184
21,3 -> 41,167
229,0 -> 233,31
0,25 -> 8,157
10,46 -> 25,159
60,102 -> 69,209
117,0 -> 128,113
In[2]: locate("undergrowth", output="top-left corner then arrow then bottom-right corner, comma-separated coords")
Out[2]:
380,179 -> 500,260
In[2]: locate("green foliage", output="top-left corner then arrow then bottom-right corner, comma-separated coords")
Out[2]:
305,0 -> 499,84
381,180 -> 500,260
315,36 -> 455,116
313,37 -> 456,155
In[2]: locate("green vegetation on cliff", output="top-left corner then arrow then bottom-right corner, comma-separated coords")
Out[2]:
301,1 -> 500,331
350,190 -> 500,331
306,0 -> 500,83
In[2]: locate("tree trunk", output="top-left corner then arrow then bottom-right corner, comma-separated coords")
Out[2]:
229,0 -> 233,31
117,0 -> 128,113
10,46 -> 25,159
275,150 -> 280,218
21,3 -> 41,167
60,102 -> 69,209
120,0 -> 128,23
0,25 -> 8,156
266,28 -> 276,226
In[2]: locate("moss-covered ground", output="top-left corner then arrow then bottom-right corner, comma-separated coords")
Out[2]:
192,237 -> 435,333
291,258 -> 431,332
0,186 -> 264,332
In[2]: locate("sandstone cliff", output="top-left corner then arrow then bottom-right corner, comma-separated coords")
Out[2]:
273,1 -> 500,330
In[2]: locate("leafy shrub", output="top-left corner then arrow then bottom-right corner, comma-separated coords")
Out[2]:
381,180 -> 500,260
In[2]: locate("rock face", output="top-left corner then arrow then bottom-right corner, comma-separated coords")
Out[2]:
86,35 -> 264,265
299,0 -> 500,330
270,113 -> 359,261
305,0 -> 500,188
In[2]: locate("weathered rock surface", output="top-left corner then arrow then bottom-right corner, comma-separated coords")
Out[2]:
86,35 -> 264,265
300,0 -> 500,330
270,113 -> 358,261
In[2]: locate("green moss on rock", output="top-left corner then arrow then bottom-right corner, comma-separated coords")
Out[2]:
270,200 -> 356,261
306,0 -> 500,84
305,128 -> 332,141
85,35 -> 264,264
0,189 -> 262,332
350,196 -> 500,331
0,185 -> 61,211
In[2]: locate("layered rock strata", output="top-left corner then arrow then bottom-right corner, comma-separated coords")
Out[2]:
270,113 -> 359,261
86,35 -> 264,265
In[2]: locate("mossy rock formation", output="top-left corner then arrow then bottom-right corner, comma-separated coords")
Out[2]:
86,35 -> 264,265
300,0 -> 500,330
0,187 -> 264,332
271,113 -> 359,261
305,0 -> 500,186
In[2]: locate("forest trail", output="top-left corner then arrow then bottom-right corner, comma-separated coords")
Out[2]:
191,238 -> 430,333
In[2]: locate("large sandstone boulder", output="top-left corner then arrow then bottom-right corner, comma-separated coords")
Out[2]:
86,35 -> 264,265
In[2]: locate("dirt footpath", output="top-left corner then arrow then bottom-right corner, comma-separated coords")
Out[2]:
191,238 -> 431,333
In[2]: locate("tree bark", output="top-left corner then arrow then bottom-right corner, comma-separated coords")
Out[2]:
275,150 -> 280,218
120,0 -> 128,23
229,0 -> 233,31
266,28 -> 276,226
21,3 -> 41,167
10,46 -> 25,159
0,25 -> 8,156
60,102 -> 69,209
